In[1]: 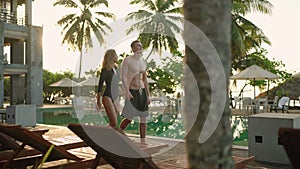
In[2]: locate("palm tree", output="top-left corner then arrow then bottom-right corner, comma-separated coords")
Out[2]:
183,0 -> 232,168
231,0 -> 273,62
126,0 -> 182,60
53,0 -> 116,78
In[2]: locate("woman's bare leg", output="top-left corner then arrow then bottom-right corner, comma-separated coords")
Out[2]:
102,96 -> 117,128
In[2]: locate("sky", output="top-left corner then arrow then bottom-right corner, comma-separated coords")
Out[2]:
246,0 -> 300,73
31,0 -> 300,76
32,0 -> 149,76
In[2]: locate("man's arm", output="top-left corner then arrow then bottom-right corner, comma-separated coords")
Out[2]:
142,71 -> 151,104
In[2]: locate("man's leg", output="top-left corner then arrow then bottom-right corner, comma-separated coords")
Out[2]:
120,118 -> 131,130
139,117 -> 147,143
140,123 -> 146,138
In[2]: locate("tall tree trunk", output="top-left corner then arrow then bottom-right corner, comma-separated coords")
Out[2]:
78,50 -> 83,79
145,47 -> 155,62
183,0 -> 233,168
78,22 -> 85,79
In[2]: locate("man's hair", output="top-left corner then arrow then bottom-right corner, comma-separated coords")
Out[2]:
130,40 -> 140,49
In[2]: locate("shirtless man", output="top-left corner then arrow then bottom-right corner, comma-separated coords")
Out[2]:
119,40 -> 150,143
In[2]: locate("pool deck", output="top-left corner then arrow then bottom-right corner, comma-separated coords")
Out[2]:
31,124 -> 293,169
0,105 -> 298,168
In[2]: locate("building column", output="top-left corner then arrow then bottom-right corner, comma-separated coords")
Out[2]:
0,24 -> 4,108
26,26 -> 43,106
11,0 -> 18,12
11,40 -> 26,105
25,0 -> 32,25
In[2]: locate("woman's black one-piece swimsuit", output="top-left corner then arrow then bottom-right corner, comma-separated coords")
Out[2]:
97,68 -> 119,102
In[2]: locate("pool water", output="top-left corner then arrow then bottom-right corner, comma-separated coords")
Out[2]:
38,109 -> 248,145
231,115 -> 248,146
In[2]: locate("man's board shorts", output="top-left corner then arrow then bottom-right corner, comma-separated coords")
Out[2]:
121,88 -> 149,121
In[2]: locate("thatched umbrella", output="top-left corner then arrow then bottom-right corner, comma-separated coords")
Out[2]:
258,72 -> 300,100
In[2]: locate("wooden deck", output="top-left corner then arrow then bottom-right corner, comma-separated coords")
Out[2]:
0,105 -> 298,168
153,144 -> 293,169
31,124 -> 294,169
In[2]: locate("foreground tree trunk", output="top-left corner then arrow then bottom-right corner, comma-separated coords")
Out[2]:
183,0 -> 233,168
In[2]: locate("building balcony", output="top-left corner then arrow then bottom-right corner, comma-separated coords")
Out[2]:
0,8 -> 26,26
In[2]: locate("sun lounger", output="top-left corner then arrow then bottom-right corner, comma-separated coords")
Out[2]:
0,125 -> 49,151
0,124 -> 87,168
0,132 -> 20,151
67,123 -> 165,169
278,127 -> 300,169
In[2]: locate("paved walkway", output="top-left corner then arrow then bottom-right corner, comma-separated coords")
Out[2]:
34,124 -> 293,169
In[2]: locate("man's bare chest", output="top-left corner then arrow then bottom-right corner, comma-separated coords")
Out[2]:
128,59 -> 146,73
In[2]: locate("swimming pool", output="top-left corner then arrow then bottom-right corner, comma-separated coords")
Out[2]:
231,115 -> 248,146
36,107 -> 248,145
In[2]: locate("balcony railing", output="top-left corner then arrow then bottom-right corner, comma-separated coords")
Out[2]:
0,8 -> 26,26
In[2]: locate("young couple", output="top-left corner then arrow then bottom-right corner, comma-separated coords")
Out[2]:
96,40 -> 150,143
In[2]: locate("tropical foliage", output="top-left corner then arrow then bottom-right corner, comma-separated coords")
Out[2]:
50,0 -> 290,99
125,0 -> 289,94
126,0 -> 182,58
147,51 -> 184,94
230,0 -> 293,92
53,0 -> 116,78
231,0 -> 273,65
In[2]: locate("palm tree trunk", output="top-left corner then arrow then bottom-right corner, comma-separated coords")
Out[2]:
183,0 -> 233,168
78,22 -> 85,79
78,50 -> 83,79
145,47 -> 155,61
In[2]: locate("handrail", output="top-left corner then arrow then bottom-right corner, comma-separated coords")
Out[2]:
0,8 -> 26,26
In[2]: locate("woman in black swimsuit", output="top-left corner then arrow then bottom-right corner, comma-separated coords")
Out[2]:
96,49 -> 120,128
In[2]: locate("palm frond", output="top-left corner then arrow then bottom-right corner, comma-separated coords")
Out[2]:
237,15 -> 270,45
61,15 -> 79,33
233,0 -> 272,15
162,17 -> 182,33
158,0 -> 175,12
231,18 -> 246,57
130,0 -> 156,10
61,19 -> 81,49
166,15 -> 183,23
57,14 -> 76,26
126,19 -> 154,34
83,25 -> 93,49
53,0 -> 78,8
94,18 -> 113,32
126,10 -> 153,21
166,36 -> 179,53
164,7 -> 182,15
89,21 -> 105,45
95,12 -> 116,20
126,0 -> 182,54
88,0 -> 109,8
